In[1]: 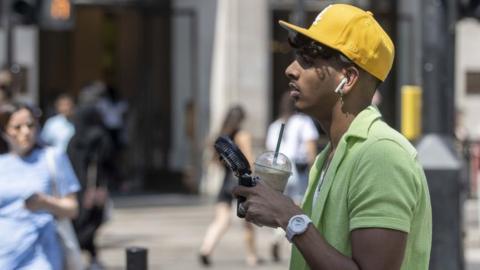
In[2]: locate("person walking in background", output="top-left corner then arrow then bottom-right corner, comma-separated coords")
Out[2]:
267,92 -> 318,204
96,85 -> 128,151
67,99 -> 113,270
96,85 -> 129,192
233,4 -> 431,270
41,94 -> 76,154
0,103 -> 80,269
266,92 -> 318,262
199,105 -> 260,267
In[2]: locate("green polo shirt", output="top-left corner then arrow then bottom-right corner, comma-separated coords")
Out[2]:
289,106 -> 432,270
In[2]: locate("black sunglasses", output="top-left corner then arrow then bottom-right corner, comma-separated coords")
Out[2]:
288,35 -> 335,64
288,33 -> 353,67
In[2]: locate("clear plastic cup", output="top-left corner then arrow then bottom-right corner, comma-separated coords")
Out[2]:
254,151 -> 292,192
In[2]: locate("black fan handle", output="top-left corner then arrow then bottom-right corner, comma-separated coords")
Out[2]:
236,174 -> 258,218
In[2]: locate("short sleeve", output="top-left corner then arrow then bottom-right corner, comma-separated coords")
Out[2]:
348,140 -> 419,233
40,119 -> 54,144
53,151 -> 81,197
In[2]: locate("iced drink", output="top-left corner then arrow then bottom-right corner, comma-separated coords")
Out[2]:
254,151 -> 291,192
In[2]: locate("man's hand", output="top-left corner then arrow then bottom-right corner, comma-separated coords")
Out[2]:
232,180 -> 303,228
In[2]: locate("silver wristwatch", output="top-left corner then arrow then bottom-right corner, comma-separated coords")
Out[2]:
286,214 -> 312,242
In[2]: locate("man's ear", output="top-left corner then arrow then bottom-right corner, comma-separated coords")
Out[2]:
341,66 -> 360,95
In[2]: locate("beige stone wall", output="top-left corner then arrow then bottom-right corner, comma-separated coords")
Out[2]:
209,0 -> 270,146
456,19 -> 480,140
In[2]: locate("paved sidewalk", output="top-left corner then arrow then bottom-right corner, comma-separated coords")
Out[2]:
93,194 -> 480,270
96,194 -> 291,269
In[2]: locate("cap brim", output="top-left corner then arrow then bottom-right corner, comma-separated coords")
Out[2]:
278,20 -> 333,51
278,20 -> 311,38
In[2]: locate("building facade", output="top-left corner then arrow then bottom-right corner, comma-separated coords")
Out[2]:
0,0 -> 403,193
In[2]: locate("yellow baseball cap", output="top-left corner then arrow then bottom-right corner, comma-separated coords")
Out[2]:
279,4 -> 394,82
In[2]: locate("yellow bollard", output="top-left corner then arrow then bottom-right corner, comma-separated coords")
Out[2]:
401,85 -> 422,141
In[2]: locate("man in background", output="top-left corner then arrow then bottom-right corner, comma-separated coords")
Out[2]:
41,94 -> 76,153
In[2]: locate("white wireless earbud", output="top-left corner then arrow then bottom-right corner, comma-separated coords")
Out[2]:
334,77 -> 348,94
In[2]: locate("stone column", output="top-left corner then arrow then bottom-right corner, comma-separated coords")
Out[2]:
209,0 -> 270,142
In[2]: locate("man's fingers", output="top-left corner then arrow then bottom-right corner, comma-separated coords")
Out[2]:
232,184 -> 254,198
244,206 -> 265,227
238,202 -> 247,217
245,212 -> 254,223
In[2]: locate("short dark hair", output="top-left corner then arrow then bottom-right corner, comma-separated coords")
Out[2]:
56,93 -> 74,101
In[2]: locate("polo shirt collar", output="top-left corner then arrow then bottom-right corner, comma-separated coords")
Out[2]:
343,105 -> 382,141
303,106 -> 383,224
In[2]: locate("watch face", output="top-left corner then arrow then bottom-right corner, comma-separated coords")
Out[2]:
286,215 -> 311,242
292,216 -> 306,231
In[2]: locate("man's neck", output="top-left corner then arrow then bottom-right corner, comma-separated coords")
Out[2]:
319,102 -> 370,151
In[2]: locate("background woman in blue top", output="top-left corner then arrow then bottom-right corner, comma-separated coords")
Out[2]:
0,103 -> 81,269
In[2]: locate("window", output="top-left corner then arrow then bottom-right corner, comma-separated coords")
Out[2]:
466,71 -> 480,94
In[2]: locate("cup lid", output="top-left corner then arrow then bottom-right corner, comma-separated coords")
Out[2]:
254,151 -> 292,173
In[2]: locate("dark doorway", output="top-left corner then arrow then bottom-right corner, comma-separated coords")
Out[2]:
39,3 -> 186,192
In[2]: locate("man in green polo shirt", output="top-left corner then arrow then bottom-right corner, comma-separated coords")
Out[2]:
233,4 -> 432,270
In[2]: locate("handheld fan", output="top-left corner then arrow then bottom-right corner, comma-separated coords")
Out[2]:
214,136 -> 257,218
